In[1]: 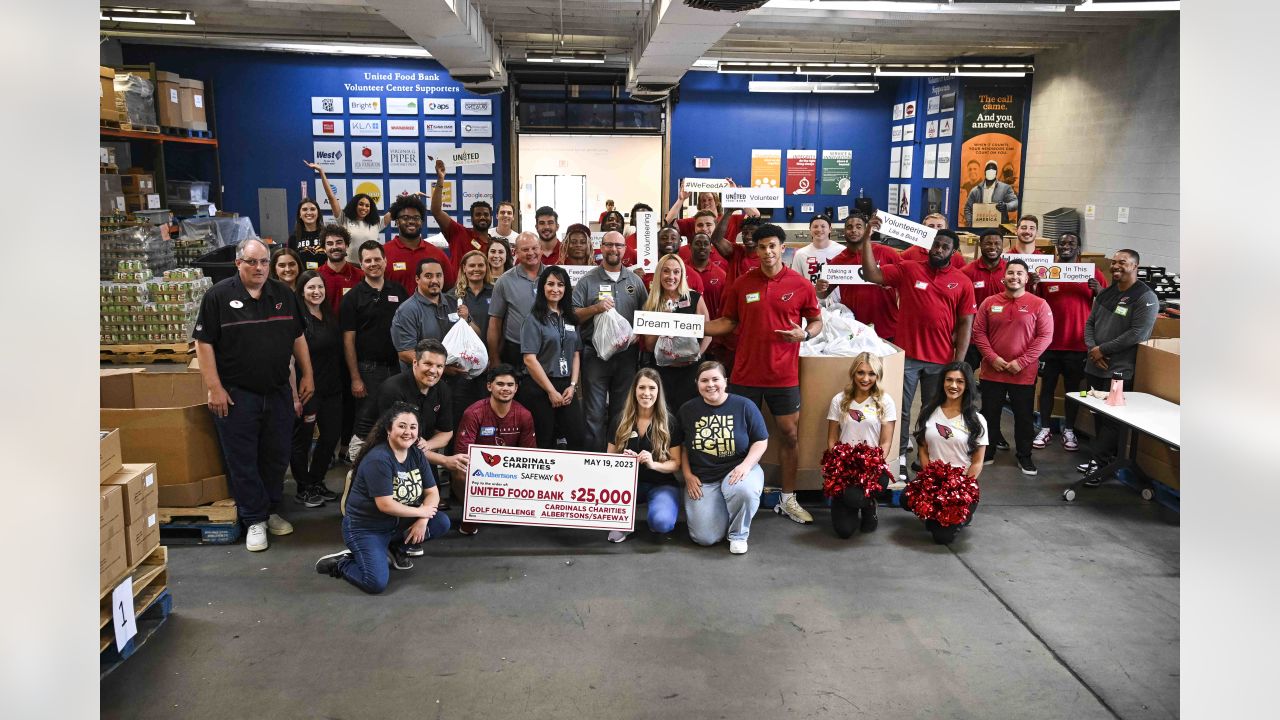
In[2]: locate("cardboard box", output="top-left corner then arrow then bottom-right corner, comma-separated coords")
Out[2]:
103,463 -> 159,525
121,172 -> 155,194
100,521 -> 128,593
761,345 -> 906,490
1152,317 -> 1180,339
179,78 -> 207,131
158,474 -> 230,507
100,369 -> 226,490
100,485 -> 124,545
101,429 -> 124,482
155,71 -> 183,128
124,193 -> 162,211
100,66 -> 117,119
1134,338 -> 1180,489
125,513 -> 161,566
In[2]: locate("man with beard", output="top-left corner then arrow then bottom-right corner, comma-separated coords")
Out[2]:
961,229 -> 1010,307
385,194 -> 455,292
390,258 -> 461,375
860,228 -> 976,475
821,212 -> 901,343
664,180 -> 758,247
677,210 -> 728,273
964,159 -> 1019,226
971,259 -> 1053,476
535,206 -> 561,264
685,232 -> 728,319
572,230 -> 649,451
705,224 -> 822,526
317,225 -> 363,316
430,158 -> 493,272
709,210 -> 764,285
643,226 -> 703,293
900,213 -> 966,268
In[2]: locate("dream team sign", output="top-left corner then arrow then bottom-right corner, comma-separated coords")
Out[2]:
463,446 -> 638,531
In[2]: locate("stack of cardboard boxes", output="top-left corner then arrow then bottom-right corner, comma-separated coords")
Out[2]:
155,71 -> 208,133
100,429 -> 162,592
120,170 -> 160,213
99,430 -> 127,593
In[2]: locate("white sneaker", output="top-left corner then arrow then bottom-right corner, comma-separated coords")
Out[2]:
1032,427 -> 1052,449
774,494 -> 814,524
607,530 -> 630,543
266,513 -> 294,536
246,522 -> 269,552
729,540 -> 748,554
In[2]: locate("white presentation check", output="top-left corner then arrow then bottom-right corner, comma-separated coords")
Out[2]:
463,445 -> 638,531
633,310 -> 705,338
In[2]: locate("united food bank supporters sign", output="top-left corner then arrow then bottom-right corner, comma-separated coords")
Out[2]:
463,446 -> 638,531
343,70 -> 461,95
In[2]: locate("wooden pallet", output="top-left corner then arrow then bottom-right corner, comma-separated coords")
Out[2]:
101,589 -> 172,678
157,498 -> 236,525
100,115 -> 125,130
162,126 -> 214,139
121,122 -> 161,134
161,520 -> 240,545
100,545 -> 168,643
100,341 -> 194,364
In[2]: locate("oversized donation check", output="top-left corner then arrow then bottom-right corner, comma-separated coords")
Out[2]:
463,445 -> 639,531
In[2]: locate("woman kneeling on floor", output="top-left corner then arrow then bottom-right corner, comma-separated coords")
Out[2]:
674,361 -> 768,555
316,403 -> 451,593
605,368 -> 684,544
825,352 -> 897,538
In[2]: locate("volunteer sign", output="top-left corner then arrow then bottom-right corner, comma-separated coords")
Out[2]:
721,187 -> 784,209
635,211 -> 659,271
876,210 -> 937,249
820,264 -> 872,285
683,178 -> 732,193
633,311 -> 705,338
463,446 -> 638,531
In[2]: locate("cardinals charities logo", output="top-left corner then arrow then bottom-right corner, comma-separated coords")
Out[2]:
481,451 -> 502,467
936,423 -> 954,439
780,292 -> 795,302
849,408 -> 865,422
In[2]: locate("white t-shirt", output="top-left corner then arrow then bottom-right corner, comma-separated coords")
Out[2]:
826,392 -> 898,448
340,215 -> 390,246
490,229 -> 518,243
790,243 -> 844,285
923,406 -> 988,470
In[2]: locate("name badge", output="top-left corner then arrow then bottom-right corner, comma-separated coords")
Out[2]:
448,313 -> 460,322
565,325 -> 576,333
1115,306 -> 1129,317
991,305 -> 1004,313
306,262 -> 319,270
342,287 -> 351,294
388,295 -> 400,302
914,281 -> 929,290
599,284 -> 614,299
392,262 -> 407,271
1048,285 -> 1060,293
479,426 -> 496,436
745,292 -> 761,303
974,281 -> 985,288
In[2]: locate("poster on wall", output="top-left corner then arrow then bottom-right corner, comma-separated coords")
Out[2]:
424,120 -> 455,137
890,147 -> 902,179
315,178 -> 348,211
426,178 -> 456,210
351,179 -> 385,208
957,85 -> 1027,225
936,143 -> 952,178
424,142 -> 458,169
462,179 -> 494,208
888,184 -> 899,214
460,143 -> 494,175
387,142 -> 420,174
312,119 -> 345,137
349,97 -> 382,115
926,120 -> 939,139
785,150 -> 817,195
820,150 -> 852,195
892,125 -> 903,142
350,141 -> 384,174
350,119 -> 383,137
900,145 -> 914,179
312,141 -> 346,173
940,117 -> 954,137
389,179 -> 422,204
903,123 -> 915,142
461,121 -> 492,138
922,145 -> 938,179
927,96 -> 940,115
897,184 -> 911,216
940,92 -> 956,114
461,99 -> 492,116
750,149 -> 782,188
386,119 -> 419,137
424,98 -> 455,115
893,103 -> 904,120
386,98 -> 419,115
312,96 -> 343,114
904,101 -> 917,118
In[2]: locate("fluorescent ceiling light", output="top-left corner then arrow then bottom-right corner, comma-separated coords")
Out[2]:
559,57 -> 605,64
719,61 -> 800,73
749,80 -> 878,94
749,80 -> 817,93
875,64 -> 951,77
101,7 -> 195,25
799,63 -> 874,76
262,42 -> 431,58
952,63 -> 1033,77
764,1 -> 1067,13
1074,1 -> 1179,11
814,82 -> 879,94
526,51 -> 605,64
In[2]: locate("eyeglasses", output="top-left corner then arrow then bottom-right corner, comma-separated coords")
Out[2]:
398,215 -> 423,222
601,242 -> 626,248
238,258 -> 270,267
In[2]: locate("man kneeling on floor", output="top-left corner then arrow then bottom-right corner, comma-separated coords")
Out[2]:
316,403 -> 450,593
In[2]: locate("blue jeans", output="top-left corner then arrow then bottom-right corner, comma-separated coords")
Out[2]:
640,482 -> 681,534
684,465 -> 764,545
900,358 -> 945,455
338,513 -> 452,594
212,383 -> 295,526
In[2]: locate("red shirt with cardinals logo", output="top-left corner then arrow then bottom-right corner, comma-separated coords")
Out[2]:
719,266 -> 820,387
827,243 -> 901,340
687,262 -> 728,318
879,261 -> 977,364
960,257 -> 1008,306
900,245 -> 965,269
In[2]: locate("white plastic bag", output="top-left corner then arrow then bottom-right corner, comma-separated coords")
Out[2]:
593,308 -> 635,361
655,335 -> 701,367
442,320 -> 489,378
800,305 -> 896,357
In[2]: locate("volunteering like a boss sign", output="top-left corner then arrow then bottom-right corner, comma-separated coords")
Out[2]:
463,446 -> 639,531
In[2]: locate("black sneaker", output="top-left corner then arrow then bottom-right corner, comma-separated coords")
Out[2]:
1082,472 -> 1109,488
859,503 -> 879,533
387,545 -> 414,571
1017,456 -> 1038,476
315,550 -> 350,577
996,439 -> 1011,451
403,542 -> 424,557
295,487 -> 324,508
1076,460 -> 1099,474
910,460 -> 922,472
314,484 -> 339,502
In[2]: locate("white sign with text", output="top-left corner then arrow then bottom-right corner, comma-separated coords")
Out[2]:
463,445 -> 638,531
720,187 -> 784,209
875,210 -> 937,249
820,263 -> 873,285
634,211 -> 659,272
683,178 -> 732,193
633,311 -> 705,338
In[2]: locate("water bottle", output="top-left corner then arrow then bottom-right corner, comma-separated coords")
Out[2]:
1106,371 -> 1126,407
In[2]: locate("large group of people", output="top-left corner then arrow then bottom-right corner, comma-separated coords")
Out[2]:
191,174 -> 1160,593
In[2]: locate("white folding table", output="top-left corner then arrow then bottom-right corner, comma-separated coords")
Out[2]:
1062,392 -> 1180,502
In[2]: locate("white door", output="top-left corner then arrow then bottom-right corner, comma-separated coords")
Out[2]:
533,174 -> 587,229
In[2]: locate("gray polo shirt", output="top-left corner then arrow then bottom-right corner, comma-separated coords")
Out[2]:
520,310 -> 579,378
490,264 -> 543,344
390,291 -> 458,372
571,265 -> 648,346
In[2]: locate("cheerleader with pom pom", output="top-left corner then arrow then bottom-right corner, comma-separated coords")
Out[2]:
823,353 -> 897,538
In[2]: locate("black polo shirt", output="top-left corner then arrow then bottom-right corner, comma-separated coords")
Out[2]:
352,371 -> 454,440
193,275 -> 305,393
339,278 -> 408,365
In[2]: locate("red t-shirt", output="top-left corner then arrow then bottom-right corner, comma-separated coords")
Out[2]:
643,266 -> 704,294
687,262 -> 728,319
961,258 -> 1008,306
455,399 -> 538,452
677,214 -> 743,245
677,244 -> 727,274
827,244 -> 901,340
720,267 -> 820,388
1036,268 -> 1108,352
880,262 -> 977,365
442,219 -> 490,272
317,262 -> 364,316
540,240 -> 561,266
899,245 -> 966,269
972,291 -> 1055,385
723,243 -> 761,286
384,235 -> 455,293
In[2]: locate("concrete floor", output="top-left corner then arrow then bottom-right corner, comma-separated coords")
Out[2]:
100,414 -> 1178,720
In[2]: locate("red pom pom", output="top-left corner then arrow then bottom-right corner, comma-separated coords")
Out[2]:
820,442 -> 888,499
901,460 -> 980,527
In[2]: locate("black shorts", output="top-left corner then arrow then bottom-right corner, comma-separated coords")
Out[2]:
728,383 -> 801,416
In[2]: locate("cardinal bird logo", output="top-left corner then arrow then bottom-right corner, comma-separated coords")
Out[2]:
936,423 -> 954,439
781,292 -> 795,302
481,451 -> 502,467
849,408 -> 866,422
